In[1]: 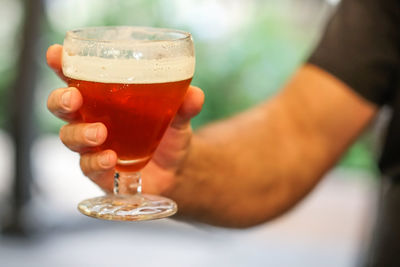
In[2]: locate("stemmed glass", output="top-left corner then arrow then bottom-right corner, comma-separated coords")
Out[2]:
62,26 -> 195,221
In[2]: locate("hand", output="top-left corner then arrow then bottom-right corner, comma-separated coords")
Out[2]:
46,44 -> 204,195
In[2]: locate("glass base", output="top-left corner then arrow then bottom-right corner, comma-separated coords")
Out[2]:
77,194 -> 177,221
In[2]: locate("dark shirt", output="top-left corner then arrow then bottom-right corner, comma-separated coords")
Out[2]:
308,1 -> 400,266
308,0 -> 400,176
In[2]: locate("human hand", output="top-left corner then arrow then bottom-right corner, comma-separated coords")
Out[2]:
46,44 -> 204,195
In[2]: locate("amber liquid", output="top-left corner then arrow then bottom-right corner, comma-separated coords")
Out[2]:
67,78 -> 191,172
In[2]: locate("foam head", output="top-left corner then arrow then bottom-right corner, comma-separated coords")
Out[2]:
62,26 -> 195,84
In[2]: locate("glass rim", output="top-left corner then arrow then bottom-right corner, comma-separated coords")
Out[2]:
65,26 -> 192,44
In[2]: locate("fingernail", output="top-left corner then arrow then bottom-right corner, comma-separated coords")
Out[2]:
85,126 -> 98,143
99,153 -> 111,168
62,91 -> 71,109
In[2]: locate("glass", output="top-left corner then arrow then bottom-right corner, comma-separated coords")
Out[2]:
62,26 -> 195,221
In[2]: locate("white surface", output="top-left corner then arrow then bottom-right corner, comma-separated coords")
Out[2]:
1,134 -> 378,267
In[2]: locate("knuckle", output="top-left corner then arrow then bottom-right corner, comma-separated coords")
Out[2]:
60,124 -> 80,149
80,153 -> 103,178
60,123 -> 101,151
80,155 -> 91,177
59,125 -> 67,143
89,154 -> 97,172
73,124 -> 84,143
70,124 -> 87,146
47,90 -> 60,112
46,92 -> 54,111
47,88 -> 68,113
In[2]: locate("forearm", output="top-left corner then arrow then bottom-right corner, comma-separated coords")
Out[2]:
167,103 -> 290,227
168,64 -> 377,228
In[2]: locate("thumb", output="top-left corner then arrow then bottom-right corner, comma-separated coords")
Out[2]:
170,86 -> 205,130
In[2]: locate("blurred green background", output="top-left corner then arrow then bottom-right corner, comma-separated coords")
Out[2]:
0,0 -> 377,174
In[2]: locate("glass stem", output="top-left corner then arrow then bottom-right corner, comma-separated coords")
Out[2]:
113,171 -> 142,195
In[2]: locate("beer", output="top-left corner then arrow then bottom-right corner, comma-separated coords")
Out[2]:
63,49 -> 194,172
67,78 -> 191,171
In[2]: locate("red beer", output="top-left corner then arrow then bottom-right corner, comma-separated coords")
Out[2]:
67,78 -> 191,172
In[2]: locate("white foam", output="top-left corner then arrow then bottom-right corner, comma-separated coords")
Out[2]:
62,50 -> 195,84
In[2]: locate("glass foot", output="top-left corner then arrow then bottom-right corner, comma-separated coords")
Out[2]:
77,194 -> 177,221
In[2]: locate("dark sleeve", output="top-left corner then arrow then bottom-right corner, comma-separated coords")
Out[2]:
308,0 -> 400,106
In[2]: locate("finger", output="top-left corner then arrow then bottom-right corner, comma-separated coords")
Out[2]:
80,150 -> 117,192
47,87 -> 83,121
171,86 -> 205,129
59,122 -> 107,152
46,44 -> 68,82
150,86 -> 203,171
